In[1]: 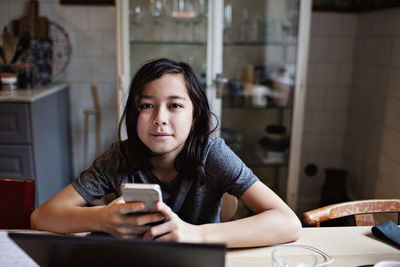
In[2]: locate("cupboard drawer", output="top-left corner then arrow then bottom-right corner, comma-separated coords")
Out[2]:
0,145 -> 34,179
0,103 -> 31,144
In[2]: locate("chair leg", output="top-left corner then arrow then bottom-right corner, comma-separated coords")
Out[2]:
95,112 -> 101,157
84,113 -> 89,169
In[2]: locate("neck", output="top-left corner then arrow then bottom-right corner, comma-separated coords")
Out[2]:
150,155 -> 177,183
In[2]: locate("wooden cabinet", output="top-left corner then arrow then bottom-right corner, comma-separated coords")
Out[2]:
0,84 -> 72,206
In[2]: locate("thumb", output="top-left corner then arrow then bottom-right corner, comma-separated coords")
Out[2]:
157,201 -> 175,220
111,196 -> 125,204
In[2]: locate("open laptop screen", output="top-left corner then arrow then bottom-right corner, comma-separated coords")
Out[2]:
8,232 -> 226,267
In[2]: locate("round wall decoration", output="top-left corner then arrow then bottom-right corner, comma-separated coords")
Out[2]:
49,20 -> 72,80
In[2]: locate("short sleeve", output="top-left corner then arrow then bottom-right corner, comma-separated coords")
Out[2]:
72,141 -> 127,202
204,138 -> 259,199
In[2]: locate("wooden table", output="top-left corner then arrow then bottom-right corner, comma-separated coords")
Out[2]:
227,226 -> 400,267
1,227 -> 399,266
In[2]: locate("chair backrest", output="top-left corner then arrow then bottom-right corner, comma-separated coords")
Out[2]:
220,193 -> 238,222
302,199 -> 400,227
0,179 -> 35,229
91,85 -> 100,112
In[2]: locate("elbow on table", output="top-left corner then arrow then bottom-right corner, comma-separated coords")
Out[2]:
30,208 -> 46,230
271,211 -> 302,244
286,214 -> 302,242
293,219 -> 302,241
30,209 -> 39,229
259,212 -> 302,246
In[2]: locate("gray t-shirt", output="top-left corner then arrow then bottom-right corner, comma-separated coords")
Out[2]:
72,137 -> 258,224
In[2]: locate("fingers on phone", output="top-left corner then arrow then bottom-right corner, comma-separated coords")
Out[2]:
155,201 -> 166,214
117,226 -> 149,239
142,226 -> 161,240
119,234 -> 141,240
119,201 -> 145,214
125,212 -> 164,226
144,219 -> 175,240
156,202 -> 176,221
114,196 -> 125,203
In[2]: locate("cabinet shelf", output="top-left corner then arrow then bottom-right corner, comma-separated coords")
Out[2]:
129,40 -> 297,47
224,40 -> 297,47
130,40 -> 206,46
222,96 -> 292,110
231,143 -> 289,168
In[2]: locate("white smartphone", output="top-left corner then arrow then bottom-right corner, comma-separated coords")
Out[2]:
121,183 -> 162,213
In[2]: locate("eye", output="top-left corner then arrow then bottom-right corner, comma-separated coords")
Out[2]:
169,103 -> 183,109
140,103 -> 153,109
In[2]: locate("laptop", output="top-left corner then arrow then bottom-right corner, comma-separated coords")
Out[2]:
8,232 -> 226,267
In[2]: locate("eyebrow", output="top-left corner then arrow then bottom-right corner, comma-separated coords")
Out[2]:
140,95 -> 187,100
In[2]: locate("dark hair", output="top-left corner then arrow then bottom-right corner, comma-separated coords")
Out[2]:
118,58 -> 215,182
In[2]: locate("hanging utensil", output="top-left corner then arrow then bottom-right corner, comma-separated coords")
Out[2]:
0,46 -> 6,64
2,26 -> 17,64
13,0 -> 49,38
10,32 -> 31,64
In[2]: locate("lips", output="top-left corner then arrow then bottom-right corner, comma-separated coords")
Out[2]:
150,133 -> 172,137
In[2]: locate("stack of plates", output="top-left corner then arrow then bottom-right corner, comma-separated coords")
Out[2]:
1,74 -> 17,91
259,124 -> 290,152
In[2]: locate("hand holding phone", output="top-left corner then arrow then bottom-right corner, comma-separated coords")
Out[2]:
121,183 -> 162,213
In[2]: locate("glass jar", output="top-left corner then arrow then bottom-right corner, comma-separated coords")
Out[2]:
16,63 -> 36,89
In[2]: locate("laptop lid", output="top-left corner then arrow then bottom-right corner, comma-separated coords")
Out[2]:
8,232 -> 226,267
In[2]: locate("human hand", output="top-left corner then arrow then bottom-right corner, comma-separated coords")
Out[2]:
97,196 -> 165,239
142,201 -> 204,243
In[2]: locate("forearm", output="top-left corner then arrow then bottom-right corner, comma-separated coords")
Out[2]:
200,210 -> 302,248
30,184 -> 106,233
31,204 -> 103,233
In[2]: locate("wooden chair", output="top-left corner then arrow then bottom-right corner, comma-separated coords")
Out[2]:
84,85 -> 101,168
302,199 -> 400,227
220,193 -> 238,222
0,179 -> 35,229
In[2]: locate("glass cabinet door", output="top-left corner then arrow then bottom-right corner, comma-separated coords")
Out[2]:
115,0 -> 216,140
116,0 -> 224,138
220,0 -> 299,204
128,0 -> 209,83
116,0 -> 312,211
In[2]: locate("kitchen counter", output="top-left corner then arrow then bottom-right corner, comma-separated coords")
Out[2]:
0,82 -> 72,205
0,83 -> 67,102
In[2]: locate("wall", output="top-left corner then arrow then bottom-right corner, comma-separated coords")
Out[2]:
298,11 -> 356,213
298,8 -> 400,214
344,8 -> 400,201
0,0 -> 118,179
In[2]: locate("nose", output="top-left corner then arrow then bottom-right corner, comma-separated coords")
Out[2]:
153,120 -> 167,126
153,107 -> 167,126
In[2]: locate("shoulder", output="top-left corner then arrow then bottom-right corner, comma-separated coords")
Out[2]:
203,136 -> 239,167
94,140 -> 129,167
102,140 -> 128,157
202,136 -> 229,163
202,136 -> 259,196
204,136 -> 228,155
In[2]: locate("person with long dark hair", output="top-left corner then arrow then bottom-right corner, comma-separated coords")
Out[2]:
31,58 -> 301,248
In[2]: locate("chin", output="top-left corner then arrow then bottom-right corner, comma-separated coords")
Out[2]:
149,143 -> 184,157
147,146 -> 172,155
